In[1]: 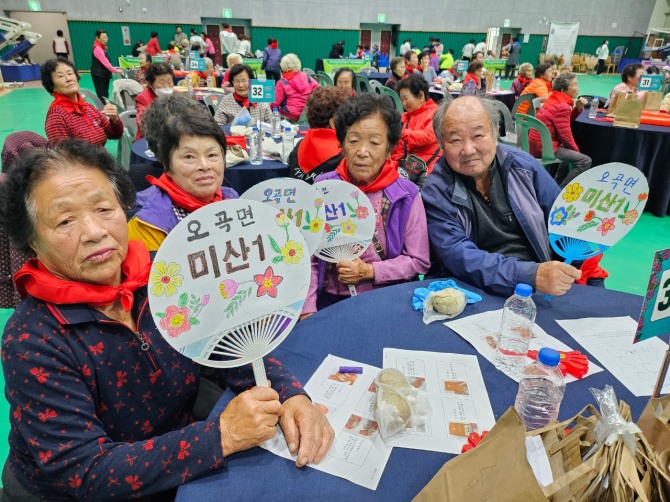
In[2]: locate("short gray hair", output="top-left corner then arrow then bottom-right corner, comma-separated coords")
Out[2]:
280,53 -> 301,72
552,72 -> 575,92
226,53 -> 243,67
518,62 -> 533,75
432,96 -> 500,146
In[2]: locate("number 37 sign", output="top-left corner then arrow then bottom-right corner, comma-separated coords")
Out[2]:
635,248 -> 670,343
249,79 -> 276,103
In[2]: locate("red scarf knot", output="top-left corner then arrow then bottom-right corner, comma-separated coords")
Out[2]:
335,157 -> 399,193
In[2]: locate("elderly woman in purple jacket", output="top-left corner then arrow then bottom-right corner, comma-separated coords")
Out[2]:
301,93 -> 431,317
262,37 -> 282,82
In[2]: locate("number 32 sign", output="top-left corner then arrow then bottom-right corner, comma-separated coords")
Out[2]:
249,79 -> 276,103
635,248 -> 670,343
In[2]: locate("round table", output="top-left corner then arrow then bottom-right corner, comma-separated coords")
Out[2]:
175,280 -> 650,501
572,108 -> 670,216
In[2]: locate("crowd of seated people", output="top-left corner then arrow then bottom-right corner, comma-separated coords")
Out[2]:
0,34 -> 632,496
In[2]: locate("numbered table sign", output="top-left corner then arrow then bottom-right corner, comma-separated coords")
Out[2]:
148,200 -> 310,383
241,178 -> 326,255
638,74 -> 663,92
249,79 -> 276,103
635,249 -> 670,343
312,179 -> 375,263
189,56 -> 206,72
547,163 -> 649,263
456,60 -> 469,73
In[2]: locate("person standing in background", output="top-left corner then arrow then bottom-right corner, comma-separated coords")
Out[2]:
462,39 -> 475,61
329,40 -> 345,59
262,37 -> 282,81
474,38 -> 487,56
91,30 -> 122,103
504,36 -> 521,79
131,40 -> 144,57
399,38 -> 412,56
145,31 -> 161,57
202,33 -> 216,59
52,30 -> 70,59
189,28 -> 205,51
596,40 -> 609,75
220,23 -> 239,57
237,34 -> 252,57
173,26 -> 188,52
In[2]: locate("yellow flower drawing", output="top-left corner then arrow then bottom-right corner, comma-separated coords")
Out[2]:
281,240 -> 304,265
150,261 -> 183,297
310,217 -> 324,233
562,182 -> 583,203
341,218 -> 357,236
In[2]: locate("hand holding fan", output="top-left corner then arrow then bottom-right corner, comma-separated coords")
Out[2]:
240,178 -> 326,255
148,199 -> 311,386
546,163 -> 649,299
312,179 -> 375,296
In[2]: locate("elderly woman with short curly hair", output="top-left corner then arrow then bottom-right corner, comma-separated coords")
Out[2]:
288,86 -> 350,183
271,53 -> 319,121
301,93 -> 430,317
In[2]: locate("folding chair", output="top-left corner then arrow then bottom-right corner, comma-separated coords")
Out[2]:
369,79 -> 383,94
488,99 -> 516,146
511,93 -> 537,117
515,113 -> 571,176
79,89 -> 105,110
356,74 -> 372,93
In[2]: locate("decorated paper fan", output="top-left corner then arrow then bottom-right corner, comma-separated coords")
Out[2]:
148,199 -> 311,386
240,178 -> 326,255
546,163 -> 648,297
312,179 -> 375,296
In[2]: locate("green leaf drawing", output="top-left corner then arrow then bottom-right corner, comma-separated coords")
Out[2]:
623,201 -> 630,214
305,210 -> 311,224
346,202 -> 356,215
178,293 -> 188,307
577,221 -> 598,233
302,225 -> 310,230
155,312 -> 165,319
326,227 -> 340,243
268,235 -> 281,254
272,255 -> 283,264
224,287 -> 252,319
189,318 -> 200,325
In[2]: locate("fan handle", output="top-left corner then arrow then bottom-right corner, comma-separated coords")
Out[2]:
348,284 -> 357,296
252,357 -> 268,387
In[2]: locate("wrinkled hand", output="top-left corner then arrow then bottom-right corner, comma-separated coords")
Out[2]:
102,102 -> 120,123
336,258 -> 374,285
535,261 -> 582,296
575,97 -> 588,111
279,395 -> 334,467
219,386 -> 281,456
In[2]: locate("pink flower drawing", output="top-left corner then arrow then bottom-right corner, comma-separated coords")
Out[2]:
254,266 -> 283,298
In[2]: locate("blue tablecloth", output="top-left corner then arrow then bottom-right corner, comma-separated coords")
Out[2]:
0,64 -> 40,82
176,280 -> 649,501
572,109 -> 670,216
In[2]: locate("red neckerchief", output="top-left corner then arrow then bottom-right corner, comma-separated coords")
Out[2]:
94,40 -> 107,51
223,28 -> 233,33
282,70 -> 296,80
270,42 -> 278,49
14,240 -> 151,312
147,173 -> 222,213
517,75 -> 532,86
543,79 -> 553,92
297,128 -> 342,173
544,90 -> 575,108
233,92 -> 256,109
50,91 -> 87,115
464,72 -> 480,87
335,157 -> 399,193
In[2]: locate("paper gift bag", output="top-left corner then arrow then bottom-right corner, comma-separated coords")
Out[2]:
644,91 -> 663,112
485,73 -> 494,92
638,395 -> 670,454
413,408 -> 548,502
613,93 -> 644,129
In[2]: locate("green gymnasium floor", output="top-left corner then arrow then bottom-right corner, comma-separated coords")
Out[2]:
0,72 -> 668,475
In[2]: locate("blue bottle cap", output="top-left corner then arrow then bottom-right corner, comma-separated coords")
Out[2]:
252,126 -> 259,131
272,107 -> 278,112
285,127 -> 291,132
514,283 -> 532,297
538,348 -> 560,367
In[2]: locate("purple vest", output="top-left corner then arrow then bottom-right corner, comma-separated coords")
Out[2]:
315,171 -> 418,286
132,185 -> 239,235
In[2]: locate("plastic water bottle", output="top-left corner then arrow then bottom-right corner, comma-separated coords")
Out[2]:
494,283 -> 536,379
179,61 -> 185,71
514,348 -> 565,431
494,76 -> 501,92
215,64 -> 221,74
250,127 -> 263,165
271,108 -> 282,138
589,96 -> 599,119
186,76 -> 193,94
206,75 -> 214,88
281,127 -> 294,164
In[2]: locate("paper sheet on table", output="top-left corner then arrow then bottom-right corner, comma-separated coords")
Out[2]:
382,348 -> 496,454
445,309 -> 603,383
261,354 -> 392,490
556,316 -> 670,397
